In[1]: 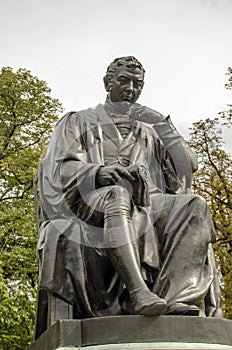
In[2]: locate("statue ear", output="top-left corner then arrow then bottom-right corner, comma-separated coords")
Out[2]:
105,82 -> 112,92
103,75 -> 112,92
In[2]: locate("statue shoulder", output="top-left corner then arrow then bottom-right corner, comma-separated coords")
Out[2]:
55,104 -> 102,128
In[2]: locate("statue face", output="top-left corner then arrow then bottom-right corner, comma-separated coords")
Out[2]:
109,66 -> 144,103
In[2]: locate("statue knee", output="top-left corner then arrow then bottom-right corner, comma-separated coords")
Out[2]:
105,185 -> 131,202
104,185 -> 131,215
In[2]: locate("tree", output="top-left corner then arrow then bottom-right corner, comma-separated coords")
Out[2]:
189,67 -> 232,319
0,67 -> 62,349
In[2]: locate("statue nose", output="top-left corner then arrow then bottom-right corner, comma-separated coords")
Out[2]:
125,81 -> 133,92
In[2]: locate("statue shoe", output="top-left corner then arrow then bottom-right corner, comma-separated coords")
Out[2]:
129,290 -> 167,316
166,302 -> 199,316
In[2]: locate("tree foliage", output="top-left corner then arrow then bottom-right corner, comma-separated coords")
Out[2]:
189,67 -> 232,318
0,67 -> 62,349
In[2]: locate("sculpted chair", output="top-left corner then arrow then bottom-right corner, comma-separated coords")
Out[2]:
33,173 -> 74,339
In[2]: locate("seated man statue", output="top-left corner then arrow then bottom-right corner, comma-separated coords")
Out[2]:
36,56 -> 221,335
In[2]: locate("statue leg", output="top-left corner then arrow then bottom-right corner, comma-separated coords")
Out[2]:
102,185 -> 167,315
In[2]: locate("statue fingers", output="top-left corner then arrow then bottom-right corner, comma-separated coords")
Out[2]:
116,167 -> 135,181
111,170 -> 122,183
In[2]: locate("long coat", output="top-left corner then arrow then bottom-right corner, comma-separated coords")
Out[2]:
36,103 -> 221,319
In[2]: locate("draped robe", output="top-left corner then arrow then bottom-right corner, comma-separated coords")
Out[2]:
36,103 -> 222,319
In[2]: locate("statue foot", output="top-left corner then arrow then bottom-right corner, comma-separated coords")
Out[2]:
129,290 -> 167,316
166,303 -> 199,316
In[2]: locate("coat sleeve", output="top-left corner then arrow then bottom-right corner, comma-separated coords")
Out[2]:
152,115 -> 198,176
39,112 -> 101,218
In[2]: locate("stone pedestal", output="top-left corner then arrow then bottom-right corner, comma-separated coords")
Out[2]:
28,316 -> 232,350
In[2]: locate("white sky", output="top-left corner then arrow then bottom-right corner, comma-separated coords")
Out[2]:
0,0 -> 232,148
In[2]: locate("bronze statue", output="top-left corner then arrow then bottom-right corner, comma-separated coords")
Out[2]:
35,56 -> 221,337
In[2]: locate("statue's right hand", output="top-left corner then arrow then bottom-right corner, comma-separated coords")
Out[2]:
97,166 -> 135,186
131,105 -> 165,124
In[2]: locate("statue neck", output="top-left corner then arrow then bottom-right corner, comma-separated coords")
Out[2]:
104,96 -> 133,116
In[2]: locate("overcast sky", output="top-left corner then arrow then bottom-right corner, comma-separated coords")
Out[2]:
0,0 -> 231,147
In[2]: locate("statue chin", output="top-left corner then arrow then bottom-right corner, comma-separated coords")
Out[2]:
107,99 -> 134,114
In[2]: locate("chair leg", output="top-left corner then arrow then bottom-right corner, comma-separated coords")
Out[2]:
34,289 -> 49,340
48,293 -> 73,326
35,289 -> 73,340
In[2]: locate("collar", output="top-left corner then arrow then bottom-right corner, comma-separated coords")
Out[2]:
103,96 -> 133,117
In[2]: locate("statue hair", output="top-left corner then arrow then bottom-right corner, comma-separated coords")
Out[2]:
103,56 -> 145,92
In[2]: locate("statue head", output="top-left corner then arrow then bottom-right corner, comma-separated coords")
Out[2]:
103,56 -> 145,103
